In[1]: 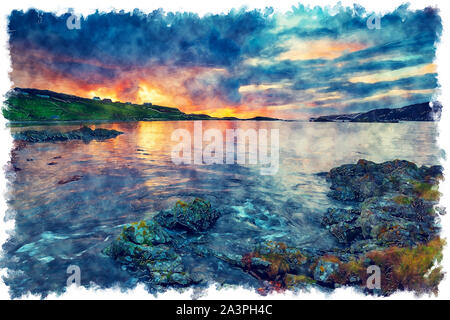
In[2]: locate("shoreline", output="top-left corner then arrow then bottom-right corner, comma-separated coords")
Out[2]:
103,159 -> 444,296
5,119 -> 439,128
6,118 -> 298,127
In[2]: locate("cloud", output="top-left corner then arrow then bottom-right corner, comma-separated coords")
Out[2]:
8,4 -> 442,119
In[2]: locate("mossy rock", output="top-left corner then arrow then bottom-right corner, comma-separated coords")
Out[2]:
121,220 -> 171,245
155,198 -> 220,232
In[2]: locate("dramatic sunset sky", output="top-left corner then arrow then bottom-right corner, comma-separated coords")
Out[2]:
8,4 -> 441,119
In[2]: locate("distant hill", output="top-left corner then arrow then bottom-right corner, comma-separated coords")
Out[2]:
309,102 -> 442,123
2,88 -> 212,121
2,88 -> 281,122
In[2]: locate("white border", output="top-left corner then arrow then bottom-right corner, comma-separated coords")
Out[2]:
0,0 -> 449,300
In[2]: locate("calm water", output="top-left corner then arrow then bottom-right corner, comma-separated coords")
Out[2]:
1,121 -> 442,297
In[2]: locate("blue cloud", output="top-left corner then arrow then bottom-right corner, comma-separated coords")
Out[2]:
8,4 -> 442,118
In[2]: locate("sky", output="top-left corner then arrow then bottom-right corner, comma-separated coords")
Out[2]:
8,4 -> 442,119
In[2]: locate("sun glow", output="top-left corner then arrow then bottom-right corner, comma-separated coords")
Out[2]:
87,89 -> 120,102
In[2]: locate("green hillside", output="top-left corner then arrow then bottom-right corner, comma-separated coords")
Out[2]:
2,88 -> 212,121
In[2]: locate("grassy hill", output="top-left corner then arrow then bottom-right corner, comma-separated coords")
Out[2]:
2,88 -> 213,122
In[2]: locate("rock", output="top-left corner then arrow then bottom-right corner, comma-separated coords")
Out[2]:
105,198 -> 219,288
121,220 -> 171,246
329,222 -> 362,244
169,273 -> 191,285
285,274 -> 316,288
242,241 -> 308,281
323,159 -> 441,251
250,257 -> 272,270
321,208 -> 360,226
57,175 -> 82,185
105,228 -> 191,286
209,250 -> 244,268
313,260 -> 339,284
356,195 -> 438,247
13,126 -> 123,143
326,159 -> 440,202
155,198 -> 220,233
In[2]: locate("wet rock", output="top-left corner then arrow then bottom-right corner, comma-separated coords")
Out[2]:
57,175 -> 82,185
322,208 -> 360,226
250,257 -> 272,271
329,222 -> 362,244
285,274 -> 316,288
323,159 -> 442,251
13,126 -> 123,143
242,241 -> 308,282
105,198 -> 220,288
170,272 -> 191,285
313,260 -> 339,284
105,224 -> 192,286
356,195 -> 438,247
326,159 -> 441,202
209,250 -> 244,268
155,198 -> 220,233
123,220 -> 171,246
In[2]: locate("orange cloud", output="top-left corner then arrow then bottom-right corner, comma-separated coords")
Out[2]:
278,38 -> 367,61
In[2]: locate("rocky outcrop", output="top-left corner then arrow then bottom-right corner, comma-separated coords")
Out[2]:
155,199 -> 220,233
104,198 -> 220,287
322,159 -> 442,252
12,126 -> 123,143
104,160 -> 444,295
105,220 -> 192,286
327,159 -> 442,202
240,159 -> 444,295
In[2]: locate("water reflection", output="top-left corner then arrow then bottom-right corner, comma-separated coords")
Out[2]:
3,120 -> 441,297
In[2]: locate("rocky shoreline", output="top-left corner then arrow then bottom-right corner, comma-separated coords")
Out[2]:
104,159 -> 445,296
12,126 -> 123,143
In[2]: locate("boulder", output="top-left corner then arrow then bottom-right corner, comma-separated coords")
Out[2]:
313,260 -> 340,284
105,198 -> 220,288
155,198 -> 220,233
322,159 -> 442,251
326,159 -> 441,202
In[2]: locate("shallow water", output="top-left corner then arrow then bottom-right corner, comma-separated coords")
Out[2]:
1,120 -> 442,296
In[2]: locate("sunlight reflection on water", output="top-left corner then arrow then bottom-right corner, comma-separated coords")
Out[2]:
3,120 -> 441,296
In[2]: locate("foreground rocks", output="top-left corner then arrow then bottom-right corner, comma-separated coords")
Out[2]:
155,199 -> 220,232
13,126 -> 123,143
323,159 -> 442,251
314,159 -> 444,294
104,198 -> 220,288
105,159 -> 444,296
